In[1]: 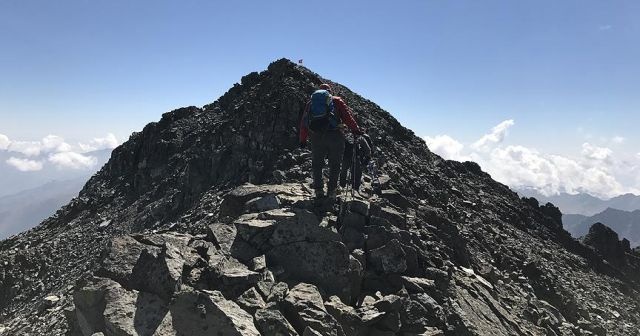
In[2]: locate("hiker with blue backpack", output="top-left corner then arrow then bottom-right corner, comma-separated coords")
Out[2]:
299,83 -> 363,201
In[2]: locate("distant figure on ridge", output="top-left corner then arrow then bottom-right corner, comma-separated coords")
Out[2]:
299,83 -> 363,202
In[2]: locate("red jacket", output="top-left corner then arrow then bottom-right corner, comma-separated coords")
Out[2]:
299,96 -> 360,143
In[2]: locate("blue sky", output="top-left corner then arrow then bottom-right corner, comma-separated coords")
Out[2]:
1,0 -> 639,197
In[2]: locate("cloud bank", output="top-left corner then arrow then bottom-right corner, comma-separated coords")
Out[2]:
49,152 -> 98,170
6,157 -> 44,172
471,119 -> 514,151
1,133 -> 119,172
425,120 -> 638,199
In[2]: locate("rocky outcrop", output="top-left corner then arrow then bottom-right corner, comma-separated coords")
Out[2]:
582,222 -> 629,267
2,59 -> 640,335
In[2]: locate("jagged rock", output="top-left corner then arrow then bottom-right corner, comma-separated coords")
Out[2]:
246,194 -> 281,213
254,308 -> 299,336
582,222 -> 627,266
370,206 -> 407,229
368,239 -> 407,274
206,255 -> 261,291
103,288 -> 174,336
268,241 -> 353,301
170,288 -> 260,336
207,223 -> 237,254
268,209 -> 341,246
97,235 -> 157,285
347,200 -> 370,216
400,293 -> 445,332
221,184 -> 305,218
236,287 -> 266,314
390,276 -> 436,294
267,282 -> 289,303
42,295 -> 60,309
325,295 -> 383,336
130,243 -> 184,301
234,217 -> 276,249
249,255 -> 266,271
381,189 -> 412,210
280,283 -> 345,336
72,277 -> 174,336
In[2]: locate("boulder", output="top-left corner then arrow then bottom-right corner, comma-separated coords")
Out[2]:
249,255 -> 266,271
103,288 -> 174,336
220,183 -> 305,218
280,283 -> 345,336
236,287 -> 266,314
381,189 -> 412,210
130,243 -> 184,301
254,308 -> 299,336
346,200 -> 370,216
206,256 -> 261,291
234,218 -> 276,249
368,239 -> 407,274
268,209 -> 341,246
400,293 -> 445,332
72,277 -> 174,336
246,194 -> 281,213
207,223 -> 238,255
267,241 -> 353,301
98,236 -> 158,286
170,288 -> 260,336
325,295 -> 373,336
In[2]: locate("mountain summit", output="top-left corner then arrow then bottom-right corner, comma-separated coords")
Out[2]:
2,59 -> 640,335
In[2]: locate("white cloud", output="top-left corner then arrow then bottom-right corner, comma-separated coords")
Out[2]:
482,145 -> 625,198
4,134 -> 72,156
0,134 -> 9,150
424,135 -> 470,161
599,25 -> 612,31
424,120 -> 638,199
471,119 -> 515,151
612,136 -> 625,144
48,152 -> 97,170
6,157 -> 44,172
8,141 -> 43,156
78,133 -> 119,152
42,135 -> 72,152
581,142 -> 613,163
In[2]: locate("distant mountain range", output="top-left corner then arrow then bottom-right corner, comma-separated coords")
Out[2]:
516,188 -> 640,216
563,208 -> 640,247
0,178 -> 87,239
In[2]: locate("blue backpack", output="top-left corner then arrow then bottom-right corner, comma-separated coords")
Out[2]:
308,90 -> 338,132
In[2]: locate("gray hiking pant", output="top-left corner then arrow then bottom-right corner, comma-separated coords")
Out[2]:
310,130 -> 345,196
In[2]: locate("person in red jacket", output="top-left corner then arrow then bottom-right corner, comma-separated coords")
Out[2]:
299,83 -> 363,201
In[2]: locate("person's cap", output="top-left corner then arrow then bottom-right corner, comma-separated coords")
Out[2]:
319,83 -> 332,91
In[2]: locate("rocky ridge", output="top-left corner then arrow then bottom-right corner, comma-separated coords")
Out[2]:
1,59 -> 640,335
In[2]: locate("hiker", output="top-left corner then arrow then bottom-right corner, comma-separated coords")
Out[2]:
340,132 -> 373,192
299,83 -> 363,200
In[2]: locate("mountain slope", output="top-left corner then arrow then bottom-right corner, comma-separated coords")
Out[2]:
1,59 -> 640,335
